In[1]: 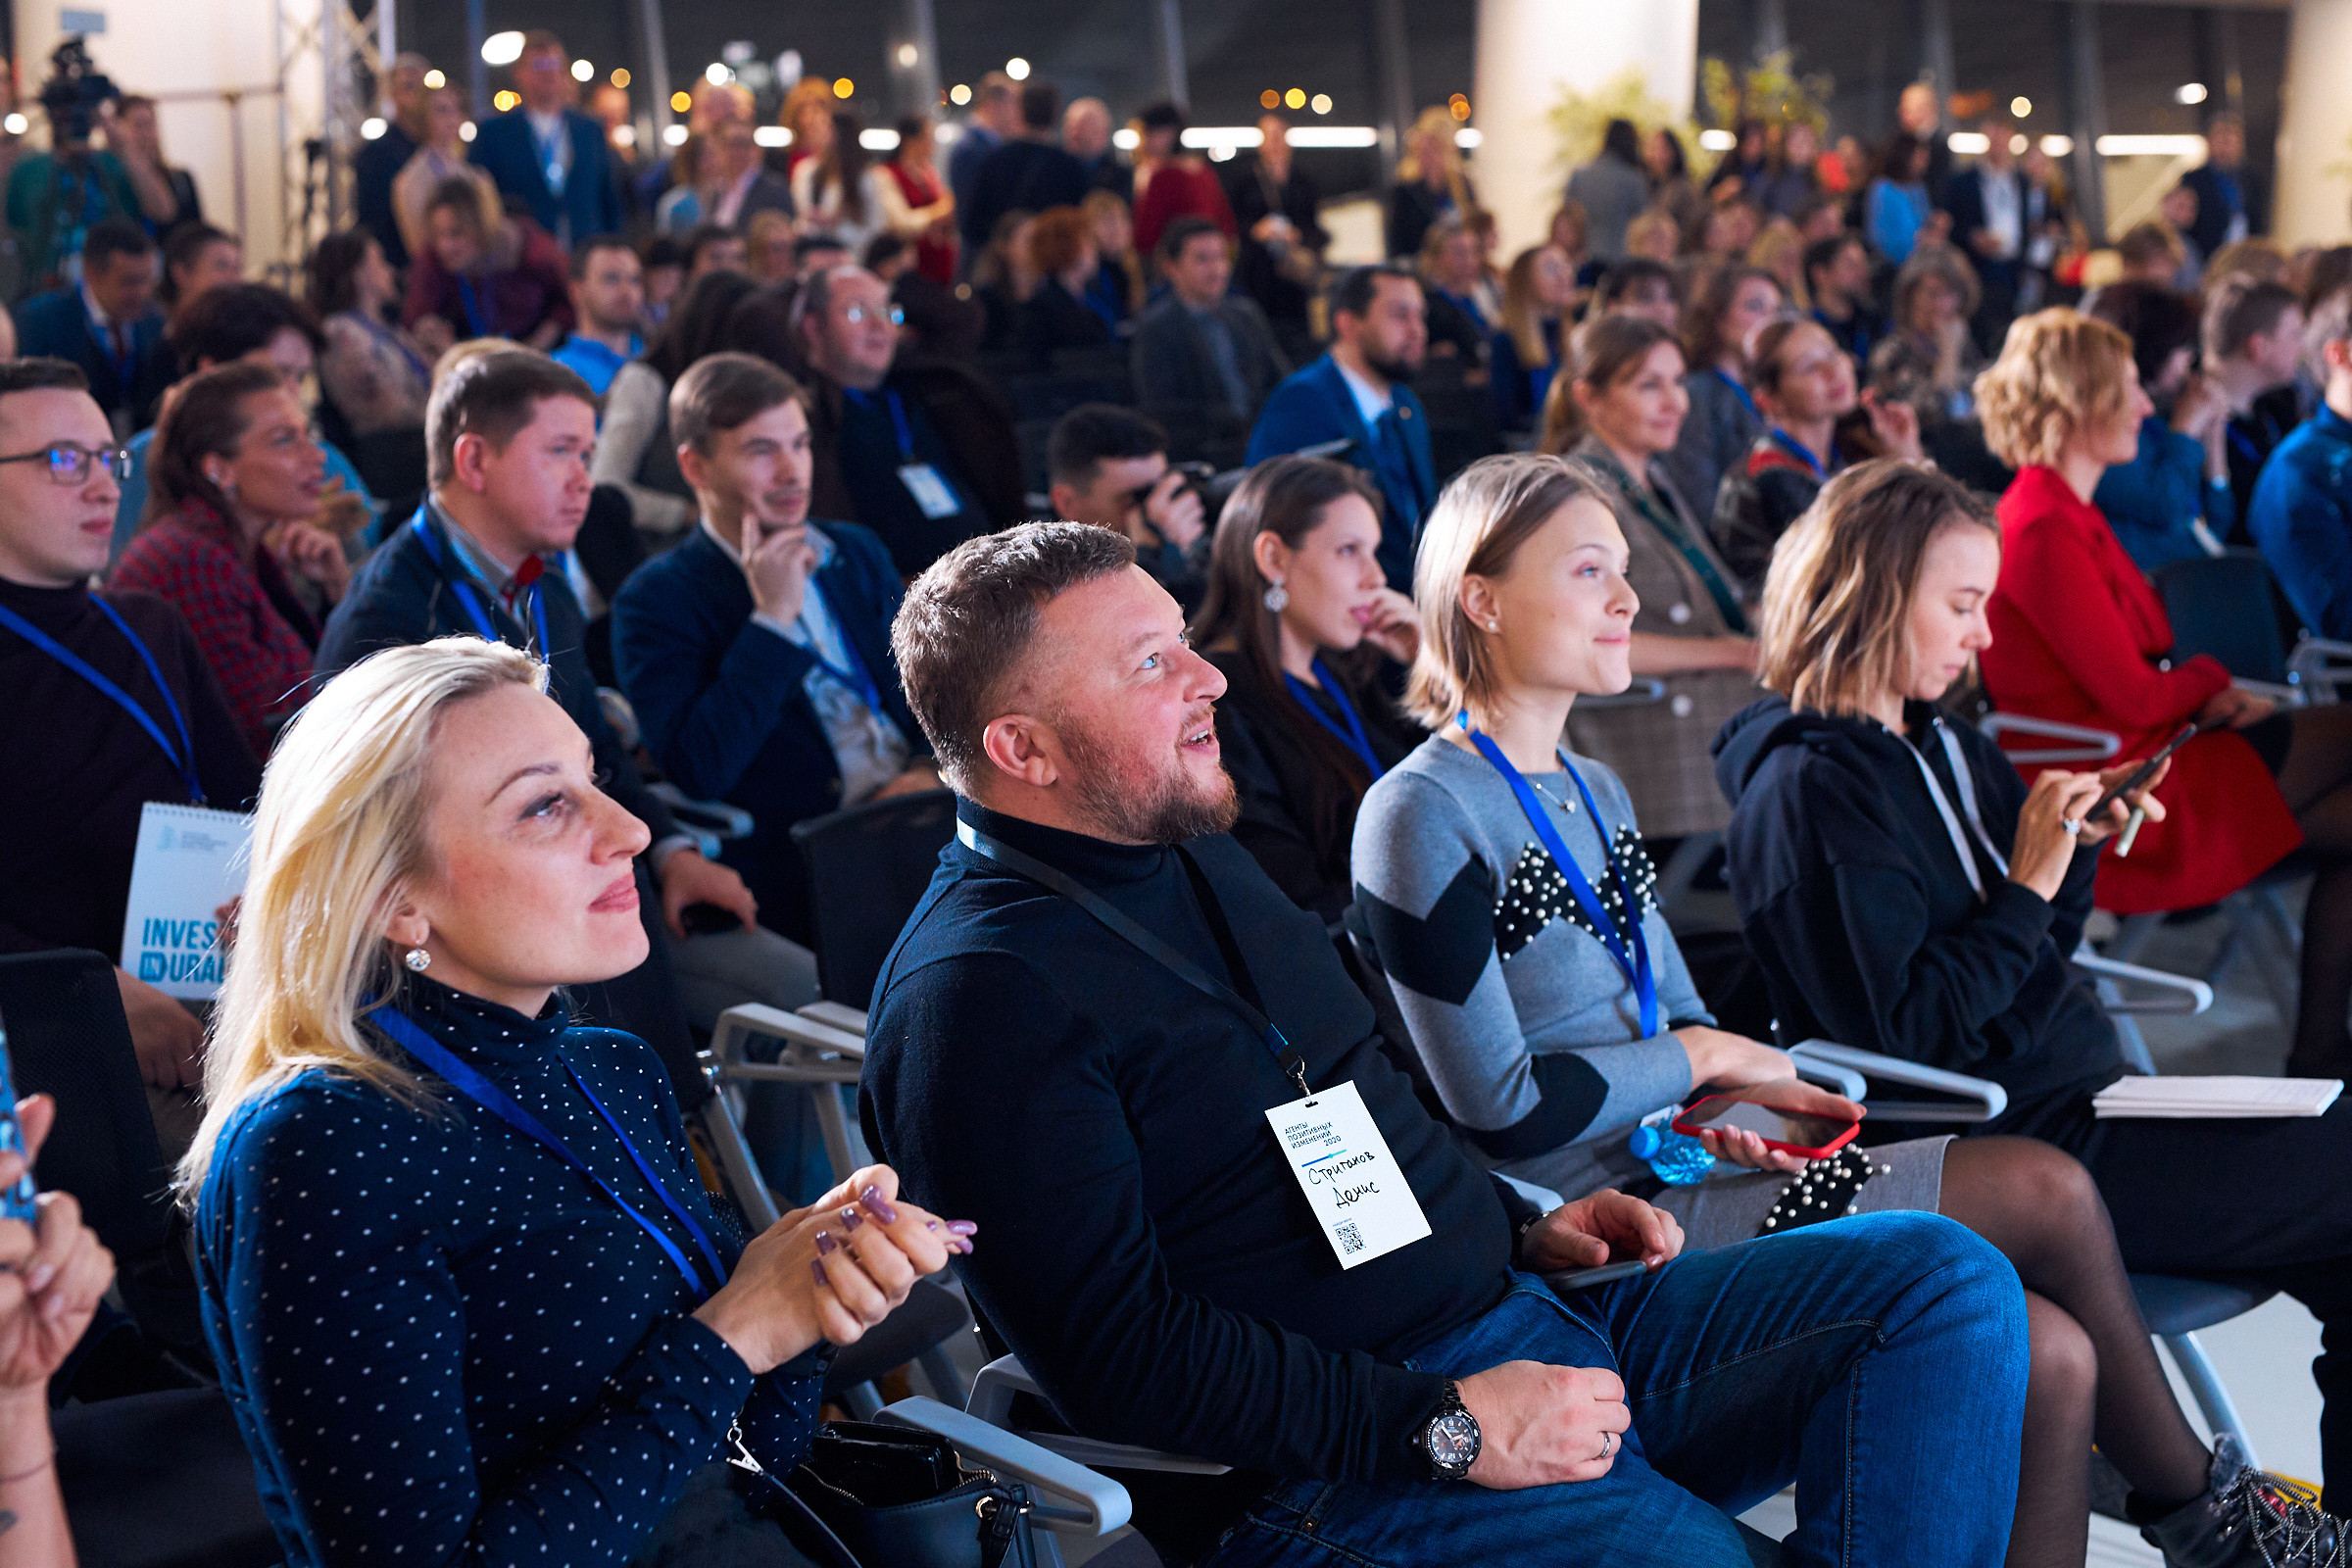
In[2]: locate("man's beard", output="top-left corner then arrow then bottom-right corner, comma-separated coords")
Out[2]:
1057,710 -> 1239,846
1365,350 -> 1422,385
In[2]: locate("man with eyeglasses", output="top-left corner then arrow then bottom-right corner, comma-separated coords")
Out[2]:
0,357 -> 259,1117
792,264 -> 1022,577
1046,403 -> 1210,615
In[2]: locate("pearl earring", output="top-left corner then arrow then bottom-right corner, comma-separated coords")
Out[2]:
404,947 -> 431,972
1263,581 -> 1289,612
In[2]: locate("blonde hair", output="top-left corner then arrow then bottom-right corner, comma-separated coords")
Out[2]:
1499,244 -> 1561,367
1973,308 -> 2135,471
1757,460 -> 1998,716
1405,453 -> 1615,727
1396,106 -> 1469,207
176,638 -> 548,1200
1746,218 -> 1809,311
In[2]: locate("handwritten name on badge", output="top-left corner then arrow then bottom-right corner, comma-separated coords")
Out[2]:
1266,1081 -> 1431,1269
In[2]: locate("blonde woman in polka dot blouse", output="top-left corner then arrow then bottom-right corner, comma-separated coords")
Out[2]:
177,636 -> 975,1566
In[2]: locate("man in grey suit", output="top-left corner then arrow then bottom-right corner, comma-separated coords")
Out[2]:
1131,216 -> 1289,467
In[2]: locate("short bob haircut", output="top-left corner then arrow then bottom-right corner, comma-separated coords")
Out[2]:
1757,459 -> 1998,718
1405,452 -> 1617,728
1973,308 -> 2136,472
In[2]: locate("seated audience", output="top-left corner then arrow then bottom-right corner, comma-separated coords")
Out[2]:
159,222 -> 242,316
14,219 -> 172,437
790,264 -> 1023,577
1247,265 -> 1435,590
466,29 -> 623,247
1567,120 -> 1648,265
1356,454 -> 2258,1565
2115,221 -> 2189,289
2157,187 -> 2206,287
1541,314 -> 1758,840
2250,288 -> 2352,639
1385,106 -> 1472,262
549,235 -> 646,398
1085,190 -> 1142,322
1592,257 -> 1681,329
1866,333 -> 2015,494
1490,243 -> 1576,433
742,211 -> 797,287
318,350 -> 809,1041
184,635 -> 962,1566
969,210 -> 1039,356
592,268 -> 758,540
1623,208 -> 1684,266
1658,264 -> 1780,526
1017,204 -> 1113,368
402,175 -> 573,355
654,118 -> 794,234
1131,100 -> 1237,262
110,362 -> 342,753
683,221 -> 749,283
2081,282 -> 2233,571
307,228 -> 432,438
1193,457 -> 1421,920
0,358 -> 255,1102
1889,246 -> 1984,418
640,233 -> 687,328
1131,216 -> 1288,458
1719,457 -> 2352,1548
865,232 -> 987,364
1713,317 -> 1922,591
0,1094 -> 116,1568
861,516 -> 2031,1568
1228,113 -> 1328,359
613,352 -> 936,951
877,116 -> 958,284
792,112 -> 891,256
1745,218 -> 1809,310
1418,220 -> 1497,380
1973,309 -> 2352,1076
2203,274 -> 2307,526
969,81 -> 1088,255
389,84 -> 502,267
1047,404 -> 1211,612
1805,231 -> 1885,369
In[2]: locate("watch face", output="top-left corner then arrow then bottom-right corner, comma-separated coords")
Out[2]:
1428,1411 -> 1479,1467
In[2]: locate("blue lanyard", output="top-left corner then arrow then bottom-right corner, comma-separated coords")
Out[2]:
1812,307 -> 1869,368
350,311 -> 433,387
1457,715 -> 1657,1038
1767,426 -> 1830,479
1712,368 -> 1759,423
531,120 -> 568,194
367,1004 -> 727,1299
801,579 -> 885,714
411,513 -> 551,657
1282,659 -> 1384,780
0,595 -> 204,804
845,387 -> 915,462
453,275 -> 490,339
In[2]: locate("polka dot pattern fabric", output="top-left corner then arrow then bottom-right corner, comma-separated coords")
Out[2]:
1493,825 -> 1661,962
193,975 -> 828,1565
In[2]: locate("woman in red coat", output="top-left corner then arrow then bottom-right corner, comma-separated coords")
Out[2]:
1977,308 -> 2352,1074
1129,101 -> 1236,265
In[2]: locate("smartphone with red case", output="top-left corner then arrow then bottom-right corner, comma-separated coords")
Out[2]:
1673,1095 -> 1860,1160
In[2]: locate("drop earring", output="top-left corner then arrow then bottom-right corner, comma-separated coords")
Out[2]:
1263,580 -> 1289,612
404,946 -> 431,972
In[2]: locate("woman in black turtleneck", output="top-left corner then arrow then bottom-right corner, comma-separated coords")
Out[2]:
179,638 -> 974,1567
1192,457 -> 1424,923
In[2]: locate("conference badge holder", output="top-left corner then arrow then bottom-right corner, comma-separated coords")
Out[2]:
898,463 -> 964,519
1266,1080 -> 1432,1270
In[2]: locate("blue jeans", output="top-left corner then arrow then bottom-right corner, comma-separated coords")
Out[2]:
1198,1212 -> 2028,1568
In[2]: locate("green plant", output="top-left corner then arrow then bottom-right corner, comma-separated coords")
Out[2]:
1544,66 -> 1701,181
1700,48 -> 1832,135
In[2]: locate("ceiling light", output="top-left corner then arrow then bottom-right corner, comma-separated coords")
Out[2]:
1310,93 -> 1332,116
1455,127 -> 1482,149
460,122 -> 477,141
612,69 -> 630,88
421,69 -> 446,90
670,90 -> 692,113
2039,134 -> 2074,157
1698,128 -> 1736,152
860,128 -> 902,151
361,117 -> 386,140
1005,57 -> 1030,81
1284,88 -> 1305,110
1112,126 -> 1140,150
950,83 -> 972,106
1260,88 -> 1279,110
493,90 -> 519,112
2178,82 -> 2209,106
896,43 -> 918,69
833,76 -> 854,98
612,124 -> 635,147
754,125 -> 789,147
481,31 -> 523,67
572,60 -> 594,82
663,123 -> 689,146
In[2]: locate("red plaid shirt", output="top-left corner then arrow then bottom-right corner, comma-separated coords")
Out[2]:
109,501 -> 319,756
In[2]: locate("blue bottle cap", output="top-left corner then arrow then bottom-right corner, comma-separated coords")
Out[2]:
1628,1125 -> 1661,1160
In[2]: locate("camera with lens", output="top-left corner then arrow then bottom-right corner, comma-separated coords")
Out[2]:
39,36 -> 121,153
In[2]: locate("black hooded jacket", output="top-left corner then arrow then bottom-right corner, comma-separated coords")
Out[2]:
1712,696 -> 2126,1136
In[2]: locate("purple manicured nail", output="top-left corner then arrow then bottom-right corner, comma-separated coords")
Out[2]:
952,1239 -> 974,1254
946,1220 -> 978,1236
814,1231 -> 837,1255
859,1185 -> 900,1224
838,1206 -> 862,1232
811,1259 -> 830,1287
925,1220 -> 940,1232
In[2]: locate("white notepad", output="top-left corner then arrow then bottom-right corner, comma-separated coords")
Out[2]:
2091,1075 -> 2343,1119
118,802 -> 253,1001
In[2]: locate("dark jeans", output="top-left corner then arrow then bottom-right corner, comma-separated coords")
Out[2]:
1199,1212 -> 2029,1568
2019,1096 -> 2352,1501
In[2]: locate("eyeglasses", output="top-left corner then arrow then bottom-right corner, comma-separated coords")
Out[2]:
0,443 -> 133,484
842,304 -> 905,327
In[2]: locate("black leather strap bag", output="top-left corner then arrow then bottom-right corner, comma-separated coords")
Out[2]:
729,1420 -> 1039,1568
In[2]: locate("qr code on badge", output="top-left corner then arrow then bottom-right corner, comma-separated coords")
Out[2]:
1337,1221 -> 1365,1254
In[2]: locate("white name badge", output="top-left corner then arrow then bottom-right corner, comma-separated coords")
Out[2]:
897,463 -> 963,519
1265,1080 -> 1432,1269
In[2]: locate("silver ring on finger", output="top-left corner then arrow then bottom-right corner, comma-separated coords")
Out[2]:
1596,1430 -> 1615,1461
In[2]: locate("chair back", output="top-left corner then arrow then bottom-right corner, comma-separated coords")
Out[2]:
790,789 -> 959,1009
2153,551 -> 2292,686
0,949 -> 200,1349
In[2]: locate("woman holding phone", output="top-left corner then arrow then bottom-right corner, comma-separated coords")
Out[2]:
1355,453 -> 2315,1568
179,637 -> 975,1566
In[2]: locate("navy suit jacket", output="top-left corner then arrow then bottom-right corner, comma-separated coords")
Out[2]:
1246,355 -> 1434,588
610,521 -> 920,945
469,108 -> 622,243
16,288 -> 173,430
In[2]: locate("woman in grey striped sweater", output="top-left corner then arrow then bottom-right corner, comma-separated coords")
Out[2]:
1351,452 -> 2249,1568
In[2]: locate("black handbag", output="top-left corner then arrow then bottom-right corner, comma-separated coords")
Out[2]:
729,1420 -> 1040,1568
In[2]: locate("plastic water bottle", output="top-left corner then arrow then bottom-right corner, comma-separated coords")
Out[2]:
1627,1105 -> 1715,1186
